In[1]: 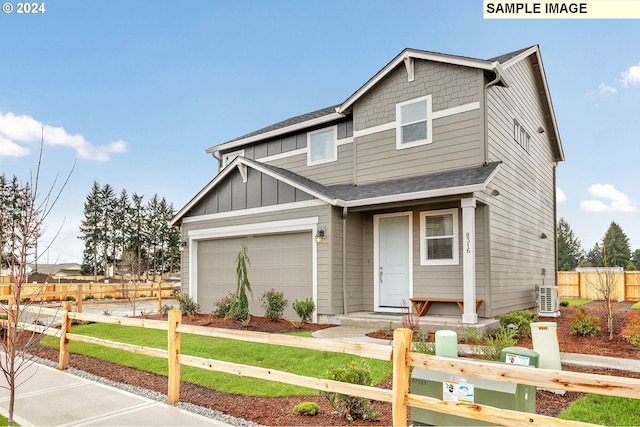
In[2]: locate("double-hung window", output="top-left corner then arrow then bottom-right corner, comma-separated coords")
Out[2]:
307,126 -> 337,166
420,209 -> 459,265
396,95 -> 432,150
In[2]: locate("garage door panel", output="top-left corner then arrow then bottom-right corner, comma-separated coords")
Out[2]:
197,232 -> 312,320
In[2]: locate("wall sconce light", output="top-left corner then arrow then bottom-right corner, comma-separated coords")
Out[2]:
490,189 -> 500,196
540,233 -> 548,239
538,126 -> 545,134
179,240 -> 189,251
315,228 -> 326,243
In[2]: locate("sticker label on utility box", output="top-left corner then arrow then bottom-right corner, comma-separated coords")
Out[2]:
505,353 -> 531,366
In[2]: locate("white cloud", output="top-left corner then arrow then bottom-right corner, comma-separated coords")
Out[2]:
596,82 -> 617,96
556,187 -> 566,203
621,63 -> 640,87
580,184 -> 637,213
0,111 -> 128,162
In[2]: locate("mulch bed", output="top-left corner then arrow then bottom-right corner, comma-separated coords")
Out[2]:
27,302 -> 640,426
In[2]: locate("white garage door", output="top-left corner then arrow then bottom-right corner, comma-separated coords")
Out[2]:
196,232 -> 313,319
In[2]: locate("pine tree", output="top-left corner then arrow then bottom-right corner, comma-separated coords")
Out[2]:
557,218 -> 583,271
79,181 -> 102,279
602,221 -> 631,269
582,243 -> 603,267
129,193 -> 146,280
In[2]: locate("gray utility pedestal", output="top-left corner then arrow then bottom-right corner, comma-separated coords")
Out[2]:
411,347 -> 539,426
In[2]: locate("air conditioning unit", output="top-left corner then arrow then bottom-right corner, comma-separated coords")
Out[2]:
538,286 -> 560,317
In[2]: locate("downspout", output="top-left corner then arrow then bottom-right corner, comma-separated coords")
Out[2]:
342,207 -> 349,315
212,151 -> 221,170
483,66 -> 503,164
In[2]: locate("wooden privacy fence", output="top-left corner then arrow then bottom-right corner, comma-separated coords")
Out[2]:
0,282 -> 177,313
558,271 -> 640,301
11,304 -> 640,426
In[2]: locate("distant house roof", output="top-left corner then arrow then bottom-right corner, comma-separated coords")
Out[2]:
171,157 -> 501,224
206,45 -> 563,158
28,263 -> 82,276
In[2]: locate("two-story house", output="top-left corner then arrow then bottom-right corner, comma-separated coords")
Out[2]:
171,45 -> 564,324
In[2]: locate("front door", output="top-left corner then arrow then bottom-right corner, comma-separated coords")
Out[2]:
375,213 -> 412,311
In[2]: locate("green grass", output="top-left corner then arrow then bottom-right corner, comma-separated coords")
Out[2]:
560,394 -> 640,426
631,301 -> 640,310
0,414 -> 19,426
560,299 -> 592,306
42,323 -> 391,397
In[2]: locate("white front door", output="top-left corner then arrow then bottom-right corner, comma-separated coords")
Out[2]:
375,213 -> 412,311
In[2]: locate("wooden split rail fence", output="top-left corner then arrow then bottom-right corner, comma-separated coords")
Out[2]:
0,283 -> 177,313
8,303 -> 640,426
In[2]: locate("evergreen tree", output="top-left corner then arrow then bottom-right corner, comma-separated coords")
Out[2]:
631,249 -> 640,271
557,218 -> 583,271
99,183 -> 116,277
129,193 -> 146,280
601,221 -> 631,269
112,189 -> 130,280
78,181 -> 102,278
146,194 -> 162,281
582,243 -> 603,267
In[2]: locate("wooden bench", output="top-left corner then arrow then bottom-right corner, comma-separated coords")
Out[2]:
409,297 -> 484,317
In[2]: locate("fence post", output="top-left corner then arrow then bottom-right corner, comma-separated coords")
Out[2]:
167,309 -> 182,404
59,301 -> 73,370
76,284 -> 83,313
392,328 -> 412,426
157,283 -> 162,313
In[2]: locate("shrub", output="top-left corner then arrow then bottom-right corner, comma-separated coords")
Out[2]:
321,359 -> 380,422
293,402 -> 319,416
212,293 -> 237,318
559,300 -> 570,307
174,291 -> 200,318
569,307 -> 601,336
65,295 -> 76,301
104,294 -> 113,299
139,294 -> 147,298
228,306 -> 250,321
476,327 -> 518,361
85,294 -> 95,300
160,304 -> 173,316
621,311 -> 640,347
412,331 -> 435,355
260,289 -> 288,321
293,298 -> 315,323
499,310 -> 538,338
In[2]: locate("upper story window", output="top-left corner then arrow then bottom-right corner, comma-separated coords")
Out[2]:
396,95 -> 433,150
222,150 -> 244,168
307,126 -> 337,166
420,209 -> 459,265
513,119 -> 531,154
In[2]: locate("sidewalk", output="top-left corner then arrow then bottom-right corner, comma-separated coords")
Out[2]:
0,361 -> 233,426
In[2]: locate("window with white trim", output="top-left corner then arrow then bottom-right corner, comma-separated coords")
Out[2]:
420,209 -> 459,265
513,119 -> 531,153
307,126 -> 337,165
396,95 -> 433,150
222,150 -> 244,168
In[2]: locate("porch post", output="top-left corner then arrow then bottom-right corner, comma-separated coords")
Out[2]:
461,198 -> 477,324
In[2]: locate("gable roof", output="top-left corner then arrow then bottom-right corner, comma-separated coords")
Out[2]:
206,46 -> 555,155
171,157 -> 501,225
28,263 -> 82,275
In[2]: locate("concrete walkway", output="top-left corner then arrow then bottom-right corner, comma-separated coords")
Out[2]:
0,361 -> 232,426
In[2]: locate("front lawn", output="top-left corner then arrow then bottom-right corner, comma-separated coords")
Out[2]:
41,323 -> 391,397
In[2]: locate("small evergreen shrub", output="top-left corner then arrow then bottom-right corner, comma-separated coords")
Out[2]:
85,294 -> 95,300
499,310 -> 538,338
260,288 -> 288,321
412,331 -> 435,355
293,402 -> 319,416
621,311 -> 640,347
293,298 -> 315,323
559,300 -> 570,307
569,307 -> 601,336
139,294 -> 147,298
321,359 -> 380,422
65,295 -> 76,301
104,294 -> 113,299
228,306 -> 250,321
212,293 -> 237,318
174,292 -> 200,317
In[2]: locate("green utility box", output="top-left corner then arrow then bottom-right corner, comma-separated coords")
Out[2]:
410,347 -> 539,426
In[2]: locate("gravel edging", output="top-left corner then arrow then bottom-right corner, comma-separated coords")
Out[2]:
30,355 -> 264,427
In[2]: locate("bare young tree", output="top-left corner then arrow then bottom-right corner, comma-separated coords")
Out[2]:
0,142 -> 73,425
587,244 -> 618,340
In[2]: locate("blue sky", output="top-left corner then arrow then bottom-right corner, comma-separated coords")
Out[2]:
1,1 -> 638,263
